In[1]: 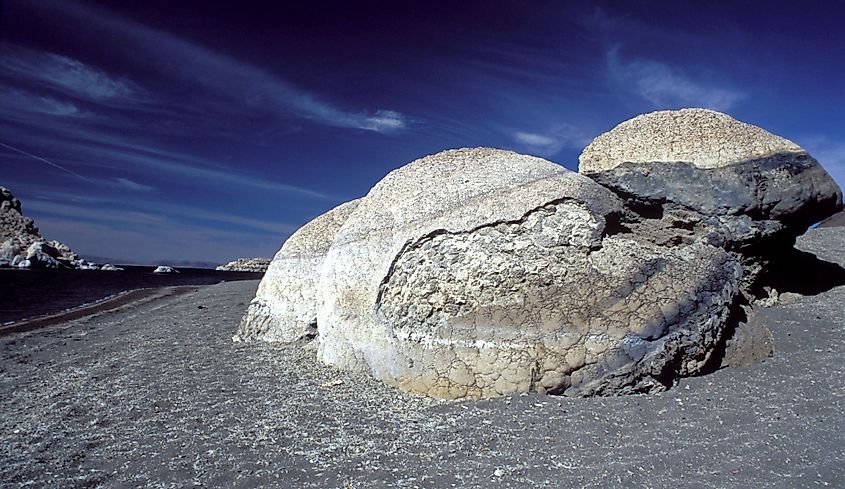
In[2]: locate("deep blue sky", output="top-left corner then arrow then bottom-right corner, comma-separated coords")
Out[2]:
1,1 -> 843,265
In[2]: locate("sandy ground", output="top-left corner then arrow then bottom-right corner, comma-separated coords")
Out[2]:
1,229 -> 843,488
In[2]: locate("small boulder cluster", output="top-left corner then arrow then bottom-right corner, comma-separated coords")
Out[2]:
216,258 -> 271,272
236,109 -> 843,399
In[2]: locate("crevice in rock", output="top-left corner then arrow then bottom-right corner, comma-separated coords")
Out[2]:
695,294 -> 751,376
375,197 -> 586,305
601,211 -> 632,236
303,320 -> 319,341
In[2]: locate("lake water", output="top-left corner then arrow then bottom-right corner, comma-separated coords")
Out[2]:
0,266 -> 263,324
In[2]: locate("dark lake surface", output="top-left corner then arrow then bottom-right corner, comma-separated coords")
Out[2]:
0,266 -> 263,324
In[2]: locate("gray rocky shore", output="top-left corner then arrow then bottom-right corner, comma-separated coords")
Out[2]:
0,228 -> 842,488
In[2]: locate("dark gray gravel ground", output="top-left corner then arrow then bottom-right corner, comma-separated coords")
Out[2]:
1,229 -> 843,488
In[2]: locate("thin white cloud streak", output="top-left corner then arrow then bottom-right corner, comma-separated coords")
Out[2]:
24,197 -> 297,236
0,141 -> 87,179
513,124 -> 594,156
0,125 -> 330,200
114,177 -> 154,192
0,45 -> 139,102
42,2 -> 408,133
0,84 -> 90,118
0,141 -> 155,193
607,48 -> 745,111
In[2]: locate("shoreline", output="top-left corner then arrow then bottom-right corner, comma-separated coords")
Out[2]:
0,267 -> 264,325
0,285 -> 201,335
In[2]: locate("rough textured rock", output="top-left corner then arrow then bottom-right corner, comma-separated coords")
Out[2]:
315,148 -> 742,398
215,258 -> 271,272
153,266 -> 179,274
818,210 -> 845,228
577,109 -> 845,365
1,186 -> 79,268
234,199 -> 360,343
578,109 -> 843,248
0,239 -> 20,267
719,305 -> 774,368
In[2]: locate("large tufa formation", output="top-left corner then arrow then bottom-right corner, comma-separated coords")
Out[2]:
316,148 -> 740,398
1,186 -> 79,268
237,110 -> 842,400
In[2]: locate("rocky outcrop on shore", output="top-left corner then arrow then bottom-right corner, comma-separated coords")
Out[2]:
215,258 -> 271,272
1,186 -> 81,269
238,109 -> 843,400
153,266 -> 179,274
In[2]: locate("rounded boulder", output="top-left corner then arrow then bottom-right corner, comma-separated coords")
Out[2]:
316,148 -> 741,399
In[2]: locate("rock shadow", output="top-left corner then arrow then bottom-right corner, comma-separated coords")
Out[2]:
759,247 -> 845,297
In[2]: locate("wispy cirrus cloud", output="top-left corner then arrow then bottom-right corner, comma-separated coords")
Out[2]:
0,123 -> 331,200
0,84 -> 90,118
607,48 -> 745,111
0,45 -> 139,103
21,193 -> 296,263
513,124 -> 594,156
0,141 -> 157,193
24,197 -> 296,236
34,1 -> 409,133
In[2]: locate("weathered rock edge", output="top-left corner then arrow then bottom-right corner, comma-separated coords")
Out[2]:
235,199 -> 360,343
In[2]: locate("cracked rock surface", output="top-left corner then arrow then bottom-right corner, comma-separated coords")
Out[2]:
316,148 -> 741,399
235,199 -> 360,343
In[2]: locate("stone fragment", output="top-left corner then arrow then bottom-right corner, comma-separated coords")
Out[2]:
25,241 -> 61,269
818,210 -> 845,228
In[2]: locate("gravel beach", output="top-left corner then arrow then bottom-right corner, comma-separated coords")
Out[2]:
1,229 -> 843,488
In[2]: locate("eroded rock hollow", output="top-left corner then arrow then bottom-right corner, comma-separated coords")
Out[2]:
238,109 -> 843,400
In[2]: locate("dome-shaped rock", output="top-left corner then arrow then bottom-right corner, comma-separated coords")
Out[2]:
579,109 -> 842,246
315,148 -> 742,399
234,199 -> 360,343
